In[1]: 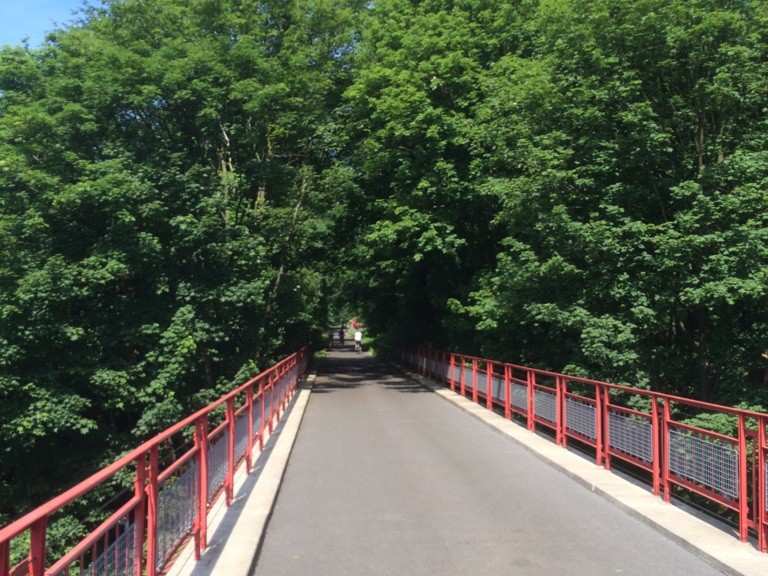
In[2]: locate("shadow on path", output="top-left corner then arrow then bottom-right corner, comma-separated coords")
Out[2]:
312,350 -> 432,394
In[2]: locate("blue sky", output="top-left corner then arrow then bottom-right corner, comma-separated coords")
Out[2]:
0,0 -> 88,47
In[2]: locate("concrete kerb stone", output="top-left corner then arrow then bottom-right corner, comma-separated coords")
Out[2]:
397,365 -> 768,576
166,373 -> 315,576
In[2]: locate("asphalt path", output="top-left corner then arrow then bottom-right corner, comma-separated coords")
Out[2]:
252,350 -> 723,576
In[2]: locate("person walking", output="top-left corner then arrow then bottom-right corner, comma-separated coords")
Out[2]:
354,329 -> 363,352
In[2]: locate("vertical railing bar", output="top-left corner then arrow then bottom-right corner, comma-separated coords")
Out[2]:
758,417 -> 767,552
595,384 -> 603,466
738,414 -> 749,542
259,379 -> 266,451
663,398 -> 672,502
268,371 -> 275,434
527,370 -> 535,431
225,397 -> 236,507
90,541 -> 97,575
102,531 -> 108,574
29,517 -> 47,576
449,354 -> 456,392
472,359 -> 478,404
560,377 -> 568,447
0,538 -> 9,576
194,417 -> 208,558
246,385 -> 254,472
112,515 -> 119,575
486,361 -> 493,410
651,398 -> 660,496
133,454 -> 146,576
603,387 -> 612,470
146,446 -> 159,576
504,365 -> 511,420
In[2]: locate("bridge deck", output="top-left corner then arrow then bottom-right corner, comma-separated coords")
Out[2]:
252,350 -> 721,575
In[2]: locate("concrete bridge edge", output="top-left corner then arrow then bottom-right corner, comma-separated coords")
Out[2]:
166,373 -> 316,576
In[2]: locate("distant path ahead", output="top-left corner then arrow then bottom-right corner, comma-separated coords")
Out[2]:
252,350 -> 721,576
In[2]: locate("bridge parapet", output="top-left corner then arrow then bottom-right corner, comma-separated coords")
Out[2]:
406,347 -> 768,552
0,348 -> 310,576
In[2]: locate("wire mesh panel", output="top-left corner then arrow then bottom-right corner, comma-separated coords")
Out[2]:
535,388 -> 556,423
462,366 -> 474,390
478,369 -> 488,393
669,428 -> 739,501
156,460 -> 197,571
566,397 -> 596,440
48,516 -> 136,576
235,412 -> 248,460
207,430 -> 228,501
253,395 -> 262,432
265,391 -> 272,420
512,383 -> 528,412
492,375 -> 504,400
608,410 -> 652,464
451,363 -> 461,384
89,518 -> 135,576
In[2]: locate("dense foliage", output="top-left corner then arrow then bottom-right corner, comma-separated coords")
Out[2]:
1,0 -> 767,532
0,0 -> 359,526
343,0 -> 768,410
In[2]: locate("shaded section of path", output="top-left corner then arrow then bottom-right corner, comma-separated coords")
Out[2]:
252,351 -> 723,576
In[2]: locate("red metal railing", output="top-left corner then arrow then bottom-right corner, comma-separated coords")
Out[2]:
0,347 -> 310,576
406,347 -> 768,551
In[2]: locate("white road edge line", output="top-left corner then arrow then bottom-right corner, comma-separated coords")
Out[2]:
401,367 -> 768,576
166,374 -> 315,576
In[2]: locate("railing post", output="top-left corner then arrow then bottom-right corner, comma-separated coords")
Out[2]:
194,417 -> 209,557
603,387 -> 612,470
527,370 -> 535,431
504,365 -> 511,420
460,357 -> 466,397
738,414 -> 749,542
29,517 -> 47,576
246,385 -> 255,472
651,398 -> 660,496
662,398 -> 671,502
472,359 -> 478,404
449,354 -> 456,392
0,539 -> 9,576
268,372 -> 275,434
225,397 -> 236,506
486,362 -> 493,410
558,377 -> 566,447
133,454 -> 146,576
758,417 -> 767,552
259,379 -> 266,450
594,385 -> 602,465
146,446 -> 159,576
274,371 -> 280,427
276,368 -> 282,415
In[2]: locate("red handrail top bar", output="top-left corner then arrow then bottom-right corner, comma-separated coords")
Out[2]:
441,350 -> 767,419
0,347 -> 307,544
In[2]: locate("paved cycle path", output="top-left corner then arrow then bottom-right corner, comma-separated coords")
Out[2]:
252,350 -> 723,576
